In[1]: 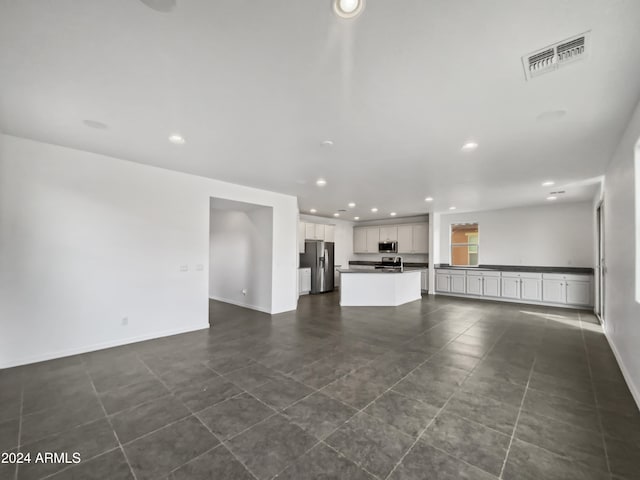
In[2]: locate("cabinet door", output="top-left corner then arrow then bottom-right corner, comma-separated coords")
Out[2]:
483,276 -> 501,297
412,224 -> 428,253
379,226 -> 398,242
566,281 -> 591,306
314,224 -> 325,241
305,223 -> 315,240
366,227 -> 380,253
353,228 -> 367,253
542,279 -> 565,303
521,278 -> 542,301
451,275 -> 466,293
299,269 -> 311,294
435,273 -> 450,292
421,271 -> 428,291
501,278 -> 521,299
298,222 -> 306,253
466,275 -> 482,295
324,225 -> 335,242
397,225 -> 413,253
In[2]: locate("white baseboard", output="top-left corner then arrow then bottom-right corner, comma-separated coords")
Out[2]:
209,296 -> 271,314
1,323 -> 210,369
603,329 -> 640,411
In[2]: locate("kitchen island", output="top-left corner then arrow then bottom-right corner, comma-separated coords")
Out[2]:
338,268 -> 423,306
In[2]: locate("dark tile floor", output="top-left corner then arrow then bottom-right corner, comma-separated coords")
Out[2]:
1,293 -> 639,479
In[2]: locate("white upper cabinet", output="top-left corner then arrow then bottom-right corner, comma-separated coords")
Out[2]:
324,225 -> 335,242
353,222 -> 428,254
305,222 -> 316,240
354,227 -> 367,253
301,222 -> 336,242
411,224 -> 428,253
379,226 -> 398,242
397,225 -> 413,253
366,227 -> 380,253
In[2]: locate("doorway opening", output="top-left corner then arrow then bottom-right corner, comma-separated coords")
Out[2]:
208,197 -> 273,325
596,201 -> 605,324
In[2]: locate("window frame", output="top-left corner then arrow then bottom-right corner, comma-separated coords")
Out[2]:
450,223 -> 480,267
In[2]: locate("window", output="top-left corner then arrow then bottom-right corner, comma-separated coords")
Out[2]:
451,223 -> 479,266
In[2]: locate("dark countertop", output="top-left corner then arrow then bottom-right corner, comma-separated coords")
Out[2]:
349,261 -> 428,268
338,268 -> 423,274
434,264 -> 594,274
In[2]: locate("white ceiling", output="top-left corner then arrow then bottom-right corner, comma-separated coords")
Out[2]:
1,0 -> 639,221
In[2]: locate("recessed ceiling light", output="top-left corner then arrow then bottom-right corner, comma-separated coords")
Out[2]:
310,208 -> 317,213
354,217 -> 360,220
424,197 -> 433,202
334,213 -> 340,217
371,207 -> 378,213
316,178 -> 327,187
547,196 -> 557,201
461,142 -> 478,152
390,212 -> 397,216
348,202 -> 356,208
83,119 -> 108,130
321,140 -> 334,147
333,0 -> 365,18
542,181 -> 555,187
139,0 -> 176,13
449,206 -> 457,210
168,134 -> 185,145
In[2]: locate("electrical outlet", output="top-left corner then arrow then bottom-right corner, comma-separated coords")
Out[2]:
241,289 -> 247,296
121,317 -> 129,326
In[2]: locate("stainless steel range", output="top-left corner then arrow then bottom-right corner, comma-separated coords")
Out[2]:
375,256 -> 404,272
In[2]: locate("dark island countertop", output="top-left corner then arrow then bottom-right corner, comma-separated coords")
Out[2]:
434,264 -> 594,275
349,261 -> 428,268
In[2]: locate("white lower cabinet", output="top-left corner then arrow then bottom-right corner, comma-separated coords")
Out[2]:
542,274 -> 592,306
466,275 -> 483,295
298,268 -> 311,295
436,268 -> 592,308
483,275 -> 501,297
501,277 -> 521,299
435,272 -> 451,292
520,277 -> 542,302
450,273 -> 466,294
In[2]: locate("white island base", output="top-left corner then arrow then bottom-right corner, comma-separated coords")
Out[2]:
339,270 -> 422,306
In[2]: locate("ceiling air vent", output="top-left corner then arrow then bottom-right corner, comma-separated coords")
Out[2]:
522,31 -> 590,80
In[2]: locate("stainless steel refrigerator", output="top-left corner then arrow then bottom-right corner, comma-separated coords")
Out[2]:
300,241 -> 334,293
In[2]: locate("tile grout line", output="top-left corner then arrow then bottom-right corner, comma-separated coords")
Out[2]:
137,355 -> 265,480
383,323 -> 512,480
37,447 -> 122,480
13,381 -> 24,480
497,357 -> 537,479
578,311 -> 614,480
252,309 -> 467,479
83,361 -> 140,480
273,317 -> 499,480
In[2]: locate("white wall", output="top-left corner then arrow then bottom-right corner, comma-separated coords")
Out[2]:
0,135 -> 298,368
209,206 -> 273,312
435,202 -> 594,267
602,98 -> 640,407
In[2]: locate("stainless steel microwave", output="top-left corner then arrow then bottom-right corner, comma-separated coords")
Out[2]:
378,241 -> 398,253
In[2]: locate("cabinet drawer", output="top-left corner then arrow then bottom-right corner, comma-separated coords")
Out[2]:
543,273 -> 592,282
467,270 -> 500,277
502,272 -> 542,279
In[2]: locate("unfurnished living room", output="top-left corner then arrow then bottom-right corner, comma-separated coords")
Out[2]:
1,1 -> 639,479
